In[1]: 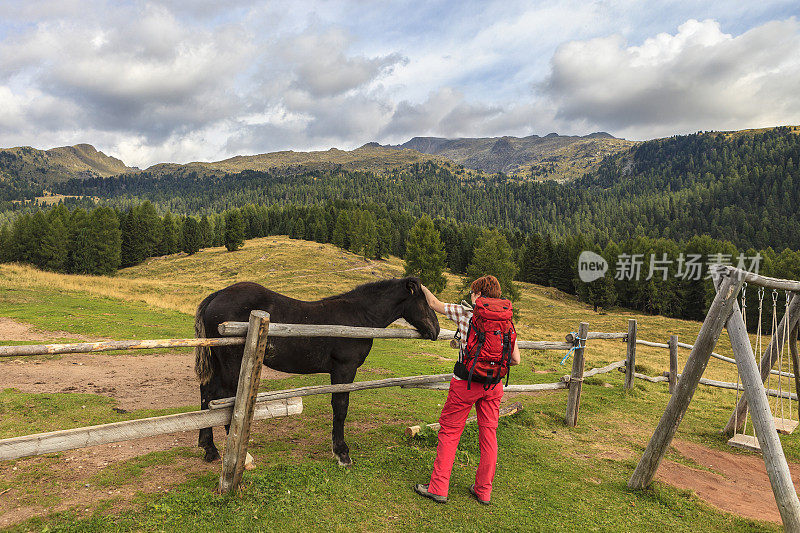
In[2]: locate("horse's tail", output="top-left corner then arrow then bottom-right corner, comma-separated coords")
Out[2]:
195,290 -> 220,385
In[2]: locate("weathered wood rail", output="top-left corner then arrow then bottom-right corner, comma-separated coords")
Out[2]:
0,397 -> 302,462
0,337 -> 245,358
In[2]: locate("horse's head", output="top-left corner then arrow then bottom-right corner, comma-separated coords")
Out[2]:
400,277 -> 440,341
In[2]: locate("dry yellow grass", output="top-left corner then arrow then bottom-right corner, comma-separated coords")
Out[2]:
0,237 -> 406,316
0,234 -> 771,388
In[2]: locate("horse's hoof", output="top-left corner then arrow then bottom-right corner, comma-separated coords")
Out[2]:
203,449 -> 221,462
336,454 -> 353,467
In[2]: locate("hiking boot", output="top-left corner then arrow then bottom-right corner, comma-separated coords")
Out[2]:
414,484 -> 447,503
469,484 -> 490,505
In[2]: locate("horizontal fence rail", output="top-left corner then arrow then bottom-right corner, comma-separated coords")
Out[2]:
0,397 -> 302,461
635,337 -> 795,379
218,321 -> 574,350
0,324 -> 634,361
209,374 -> 453,409
566,332 -> 627,342
210,360 -> 629,405
0,337 -> 246,358
623,364 -> 799,401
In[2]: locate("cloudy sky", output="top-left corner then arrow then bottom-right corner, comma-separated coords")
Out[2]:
1,1 -> 799,167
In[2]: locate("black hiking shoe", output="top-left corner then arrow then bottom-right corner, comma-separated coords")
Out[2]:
469,484 -> 490,505
414,484 -> 447,503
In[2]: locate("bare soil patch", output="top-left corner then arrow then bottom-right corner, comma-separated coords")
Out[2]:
0,349 -> 291,411
0,317 -> 107,342
0,324 -> 295,528
657,439 -> 800,524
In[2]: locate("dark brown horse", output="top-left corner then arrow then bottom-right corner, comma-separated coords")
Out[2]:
194,277 -> 440,465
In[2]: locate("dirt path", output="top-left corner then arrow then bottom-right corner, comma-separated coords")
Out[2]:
657,439 -> 800,524
0,316 -> 107,342
0,347 -> 291,412
0,319 -> 295,527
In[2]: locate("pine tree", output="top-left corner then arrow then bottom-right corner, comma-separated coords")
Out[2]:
40,216 -> 67,271
518,234 -> 540,282
224,209 -> 245,252
199,215 -> 213,248
375,219 -> 392,259
138,201 -> 163,257
181,217 -> 202,255
161,213 -> 179,255
0,224 -> 10,263
465,228 -> 519,300
404,215 -> 447,293
85,206 -> 122,274
121,209 -> 148,266
30,211 -> 66,271
9,213 -> 35,264
534,235 -> 554,286
332,211 -> 350,249
67,208 -> 91,273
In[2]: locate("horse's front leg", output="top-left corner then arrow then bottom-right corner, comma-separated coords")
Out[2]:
330,364 -> 358,466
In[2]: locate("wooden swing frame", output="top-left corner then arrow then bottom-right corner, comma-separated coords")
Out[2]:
628,265 -> 800,530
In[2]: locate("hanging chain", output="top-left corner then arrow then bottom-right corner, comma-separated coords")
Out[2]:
770,289 -> 779,414
735,283 -> 746,435
748,287 -> 766,437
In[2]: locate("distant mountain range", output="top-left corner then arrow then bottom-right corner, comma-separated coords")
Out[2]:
381,132 -> 635,178
0,132 -> 636,197
0,143 -> 134,180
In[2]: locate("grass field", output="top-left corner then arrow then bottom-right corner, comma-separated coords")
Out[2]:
0,236 -> 794,531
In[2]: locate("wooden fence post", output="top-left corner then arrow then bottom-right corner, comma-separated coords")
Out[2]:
669,335 -> 678,394
565,322 -> 589,427
628,272 -> 743,490
219,310 -> 270,494
625,319 -> 637,389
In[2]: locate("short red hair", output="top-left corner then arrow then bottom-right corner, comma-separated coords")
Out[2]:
470,275 -> 501,298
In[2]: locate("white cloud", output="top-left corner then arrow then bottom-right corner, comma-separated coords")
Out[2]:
282,28 -> 406,98
541,18 -> 800,139
0,1 -> 799,167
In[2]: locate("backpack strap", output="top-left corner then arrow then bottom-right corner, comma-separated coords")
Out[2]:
500,323 -> 516,388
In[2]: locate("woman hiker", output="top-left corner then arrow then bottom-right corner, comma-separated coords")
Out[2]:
415,275 -> 520,504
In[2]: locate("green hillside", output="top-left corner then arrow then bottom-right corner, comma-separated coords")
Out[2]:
145,144 -> 453,178
0,143 -> 136,201
0,236 -> 793,530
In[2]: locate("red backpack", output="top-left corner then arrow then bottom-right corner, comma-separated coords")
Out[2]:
458,297 -> 516,390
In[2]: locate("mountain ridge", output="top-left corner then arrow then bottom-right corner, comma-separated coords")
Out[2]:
381,132 -> 634,178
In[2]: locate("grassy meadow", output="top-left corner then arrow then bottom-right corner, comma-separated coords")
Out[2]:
0,236 -> 794,531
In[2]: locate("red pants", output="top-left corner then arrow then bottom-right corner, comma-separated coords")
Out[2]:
427,377 -> 504,500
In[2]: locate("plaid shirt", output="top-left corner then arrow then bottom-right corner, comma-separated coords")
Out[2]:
443,302 -> 473,366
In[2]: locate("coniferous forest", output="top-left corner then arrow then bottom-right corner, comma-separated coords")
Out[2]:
2,127 -> 800,328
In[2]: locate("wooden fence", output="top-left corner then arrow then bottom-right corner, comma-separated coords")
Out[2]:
0,315 -> 636,494
624,320 -> 800,401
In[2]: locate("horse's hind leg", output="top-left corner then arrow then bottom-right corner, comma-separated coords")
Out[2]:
331,364 -> 358,466
199,383 -> 221,462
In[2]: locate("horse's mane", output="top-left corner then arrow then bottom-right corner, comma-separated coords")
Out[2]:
320,277 -> 412,301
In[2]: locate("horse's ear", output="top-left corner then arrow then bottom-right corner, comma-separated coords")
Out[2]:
406,279 -> 419,295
